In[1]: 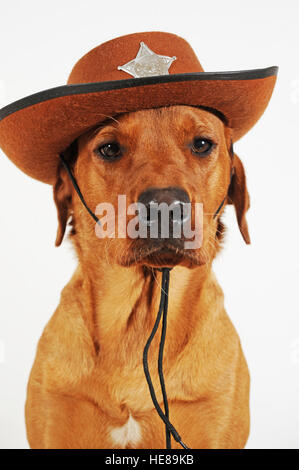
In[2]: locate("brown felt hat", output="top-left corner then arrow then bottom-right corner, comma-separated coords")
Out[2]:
0,31 -> 278,185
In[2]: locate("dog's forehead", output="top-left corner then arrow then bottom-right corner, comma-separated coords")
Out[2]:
80,105 -> 226,146
118,105 -> 224,129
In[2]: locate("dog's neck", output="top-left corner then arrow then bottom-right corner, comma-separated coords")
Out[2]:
75,258 -> 215,364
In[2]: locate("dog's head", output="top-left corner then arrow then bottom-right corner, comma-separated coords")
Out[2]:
54,105 -> 250,269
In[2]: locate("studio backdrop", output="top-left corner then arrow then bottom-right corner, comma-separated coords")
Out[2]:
0,0 -> 298,450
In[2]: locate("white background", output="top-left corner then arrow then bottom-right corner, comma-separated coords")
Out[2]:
0,0 -> 298,449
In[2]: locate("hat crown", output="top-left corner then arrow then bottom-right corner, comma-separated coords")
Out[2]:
67,32 -> 204,85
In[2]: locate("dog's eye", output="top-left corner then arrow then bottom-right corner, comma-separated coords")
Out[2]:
191,137 -> 214,157
95,142 -> 121,160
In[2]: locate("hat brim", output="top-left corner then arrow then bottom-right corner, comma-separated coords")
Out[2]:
0,67 -> 278,184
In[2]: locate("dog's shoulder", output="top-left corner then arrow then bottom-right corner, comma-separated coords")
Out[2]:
30,266 -> 96,389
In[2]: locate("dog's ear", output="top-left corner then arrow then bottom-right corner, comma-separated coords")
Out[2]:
53,142 -> 77,246
53,163 -> 73,246
228,152 -> 251,245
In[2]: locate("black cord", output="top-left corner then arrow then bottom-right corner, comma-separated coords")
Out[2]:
143,268 -> 189,449
59,153 -> 100,225
158,268 -> 171,449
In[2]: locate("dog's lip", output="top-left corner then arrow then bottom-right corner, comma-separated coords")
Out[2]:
136,246 -> 184,268
138,241 -> 184,257
126,240 -> 193,266
120,239 -> 202,268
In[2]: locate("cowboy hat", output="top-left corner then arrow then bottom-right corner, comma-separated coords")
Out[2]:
0,31 -> 278,184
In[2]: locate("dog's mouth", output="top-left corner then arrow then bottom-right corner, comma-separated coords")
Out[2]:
120,239 -> 200,268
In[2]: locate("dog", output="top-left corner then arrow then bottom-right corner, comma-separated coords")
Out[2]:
25,105 -> 250,449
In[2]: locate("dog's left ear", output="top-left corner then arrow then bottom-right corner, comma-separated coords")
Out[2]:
228,151 -> 251,245
53,162 -> 73,246
53,142 -> 77,246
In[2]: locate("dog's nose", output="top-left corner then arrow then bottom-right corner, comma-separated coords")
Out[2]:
137,187 -> 191,229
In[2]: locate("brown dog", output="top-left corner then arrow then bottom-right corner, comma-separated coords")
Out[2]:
25,105 -> 250,449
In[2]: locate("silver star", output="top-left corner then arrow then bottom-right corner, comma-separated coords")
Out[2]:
118,42 -> 176,78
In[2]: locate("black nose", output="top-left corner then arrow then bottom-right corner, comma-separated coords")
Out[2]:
137,187 -> 191,231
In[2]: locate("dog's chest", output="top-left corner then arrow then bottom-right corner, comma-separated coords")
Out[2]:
107,365 -> 153,411
109,413 -> 142,448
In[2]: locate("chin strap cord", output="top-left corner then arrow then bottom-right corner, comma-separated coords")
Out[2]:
60,152 -> 100,224
143,267 -> 189,450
